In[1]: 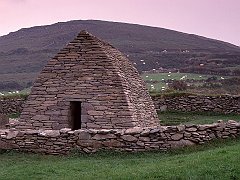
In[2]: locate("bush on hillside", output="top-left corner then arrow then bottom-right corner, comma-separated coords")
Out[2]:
169,80 -> 188,91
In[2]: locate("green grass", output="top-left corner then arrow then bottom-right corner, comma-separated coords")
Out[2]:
142,72 -> 217,81
141,72 -> 230,92
0,92 -> 29,100
8,112 -> 20,119
159,111 -> 240,126
0,138 -> 240,179
141,73 -> 235,94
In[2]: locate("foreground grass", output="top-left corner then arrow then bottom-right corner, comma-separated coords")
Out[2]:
159,111 -> 240,126
0,139 -> 240,179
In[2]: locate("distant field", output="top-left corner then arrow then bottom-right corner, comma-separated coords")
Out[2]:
141,72 -> 228,91
158,111 -> 240,126
0,88 -> 30,97
141,72 -> 240,95
142,72 -> 219,81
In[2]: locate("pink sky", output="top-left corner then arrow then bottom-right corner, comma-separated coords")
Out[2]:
0,0 -> 240,46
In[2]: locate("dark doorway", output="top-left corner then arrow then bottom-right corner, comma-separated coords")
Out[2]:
70,101 -> 82,130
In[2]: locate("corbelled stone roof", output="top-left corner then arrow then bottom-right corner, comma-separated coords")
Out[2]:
18,30 -> 159,130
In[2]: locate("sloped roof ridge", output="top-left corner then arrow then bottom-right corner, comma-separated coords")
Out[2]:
76,30 -> 114,48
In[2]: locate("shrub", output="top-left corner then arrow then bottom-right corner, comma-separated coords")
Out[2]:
169,80 -> 188,91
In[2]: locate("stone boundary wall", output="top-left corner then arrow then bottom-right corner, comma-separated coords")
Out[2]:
0,120 -> 239,154
0,114 -> 9,128
0,98 -> 25,115
1,95 -> 240,115
152,95 -> 240,114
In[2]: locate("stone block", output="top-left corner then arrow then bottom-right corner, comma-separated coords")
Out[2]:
92,134 -> 116,140
121,135 -> 138,142
6,130 -> 19,139
77,131 -> 91,140
102,139 -> 122,147
171,133 -> 183,140
0,139 -> 17,149
0,114 -> 9,128
88,111 -> 104,116
32,115 -> 50,121
177,125 -> 185,132
39,130 -> 60,137
186,127 -> 197,132
125,127 -> 143,135
76,140 -> 93,147
59,128 -> 71,133
139,137 -> 150,142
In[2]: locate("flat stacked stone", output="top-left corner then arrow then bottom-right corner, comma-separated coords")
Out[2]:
18,30 -> 159,130
0,114 -> 9,128
153,95 -> 240,114
1,120 -> 239,154
0,98 -> 24,114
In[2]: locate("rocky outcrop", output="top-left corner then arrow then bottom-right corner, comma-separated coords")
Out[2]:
0,120 -> 239,154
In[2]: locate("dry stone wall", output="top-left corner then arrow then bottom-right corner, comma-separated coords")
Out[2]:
0,120 -> 239,154
0,98 -> 24,115
153,95 -> 240,114
1,95 -> 240,115
0,114 -> 9,128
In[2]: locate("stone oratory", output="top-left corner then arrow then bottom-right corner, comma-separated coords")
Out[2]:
18,30 -> 159,130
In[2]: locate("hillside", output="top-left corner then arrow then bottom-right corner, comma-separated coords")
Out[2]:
0,20 -> 240,91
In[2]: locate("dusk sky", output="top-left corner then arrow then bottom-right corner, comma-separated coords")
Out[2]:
0,0 -> 239,46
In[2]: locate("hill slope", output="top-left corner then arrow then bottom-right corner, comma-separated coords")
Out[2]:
0,20 -> 240,91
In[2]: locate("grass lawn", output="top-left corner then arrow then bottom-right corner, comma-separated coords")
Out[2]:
0,139 -> 240,179
159,111 -> 240,126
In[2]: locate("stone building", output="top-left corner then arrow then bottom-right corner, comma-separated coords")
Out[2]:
18,30 -> 159,130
